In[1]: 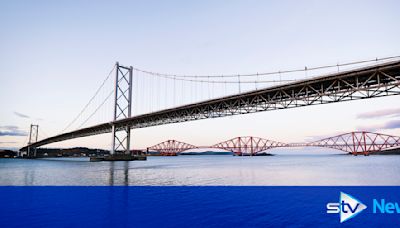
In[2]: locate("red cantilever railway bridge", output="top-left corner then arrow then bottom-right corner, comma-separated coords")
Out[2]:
147,132 -> 400,156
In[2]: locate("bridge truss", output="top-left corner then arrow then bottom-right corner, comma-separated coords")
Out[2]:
212,136 -> 287,156
146,132 -> 400,156
147,140 -> 197,156
307,131 -> 400,155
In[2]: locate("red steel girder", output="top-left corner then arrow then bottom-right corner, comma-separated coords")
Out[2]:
147,140 -> 197,156
212,136 -> 288,155
308,131 -> 400,155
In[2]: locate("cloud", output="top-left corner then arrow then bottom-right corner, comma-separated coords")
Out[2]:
0,141 -> 17,144
1,125 -> 18,130
357,108 -> 400,119
383,119 -> 400,129
304,131 -> 347,142
13,111 -> 43,121
356,125 -> 379,132
0,131 -> 27,137
13,111 -> 30,119
0,125 -> 27,137
356,119 -> 400,132
306,119 -> 400,141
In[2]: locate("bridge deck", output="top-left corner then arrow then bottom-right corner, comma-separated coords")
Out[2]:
21,60 -> 400,150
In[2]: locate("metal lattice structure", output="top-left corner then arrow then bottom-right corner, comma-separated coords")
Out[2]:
27,124 -> 39,157
212,136 -> 287,155
20,60 -> 400,151
147,140 -> 197,156
307,131 -> 400,155
111,62 -> 133,154
146,132 -> 400,156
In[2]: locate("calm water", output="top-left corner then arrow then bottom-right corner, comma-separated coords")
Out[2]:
1,149 -> 400,186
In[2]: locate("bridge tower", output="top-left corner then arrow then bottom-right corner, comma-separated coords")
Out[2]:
27,124 -> 39,157
111,62 -> 133,155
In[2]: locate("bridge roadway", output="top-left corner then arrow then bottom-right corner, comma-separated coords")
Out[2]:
21,60 -> 400,150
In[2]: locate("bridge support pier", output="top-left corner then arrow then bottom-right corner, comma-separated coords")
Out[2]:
27,147 -> 37,158
352,152 -> 370,156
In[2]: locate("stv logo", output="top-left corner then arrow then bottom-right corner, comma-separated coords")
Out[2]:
326,192 -> 367,223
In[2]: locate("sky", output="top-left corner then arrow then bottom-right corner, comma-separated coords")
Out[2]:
0,0 -> 399,150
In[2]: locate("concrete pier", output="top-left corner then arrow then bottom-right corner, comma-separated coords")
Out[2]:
90,154 -> 146,162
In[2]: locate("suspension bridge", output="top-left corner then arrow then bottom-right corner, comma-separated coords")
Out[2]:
20,56 -> 400,158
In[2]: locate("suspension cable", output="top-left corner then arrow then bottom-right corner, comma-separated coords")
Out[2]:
132,55 -> 400,79
77,90 -> 114,129
61,65 -> 116,133
146,73 -> 295,83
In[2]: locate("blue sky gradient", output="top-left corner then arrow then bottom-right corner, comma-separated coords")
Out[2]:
1,0 -> 399,149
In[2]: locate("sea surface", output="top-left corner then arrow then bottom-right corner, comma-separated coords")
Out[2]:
1,149 -> 400,186
2,150 -> 400,227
